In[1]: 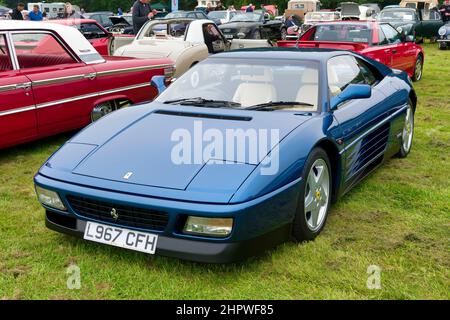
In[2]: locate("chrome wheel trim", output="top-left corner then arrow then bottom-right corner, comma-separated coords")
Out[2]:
402,104 -> 414,152
414,57 -> 422,80
304,158 -> 330,232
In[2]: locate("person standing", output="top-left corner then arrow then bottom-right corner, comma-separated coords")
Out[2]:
215,1 -> 226,11
246,4 -> 254,13
132,0 -> 155,35
29,5 -> 43,21
118,7 -> 124,16
439,0 -> 450,22
205,3 -> 213,14
10,3 -> 25,20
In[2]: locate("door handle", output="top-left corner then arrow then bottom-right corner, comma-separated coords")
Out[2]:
15,83 -> 31,90
392,49 -> 397,54
83,73 -> 97,80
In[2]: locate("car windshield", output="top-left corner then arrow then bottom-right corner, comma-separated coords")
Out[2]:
229,13 -> 262,22
312,24 -> 372,43
155,58 -> 320,111
208,11 -> 227,19
379,10 -> 416,21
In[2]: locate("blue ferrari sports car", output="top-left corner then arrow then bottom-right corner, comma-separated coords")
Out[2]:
34,48 -> 416,263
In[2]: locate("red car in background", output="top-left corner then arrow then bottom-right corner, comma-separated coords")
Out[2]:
0,21 -> 173,149
49,19 -> 112,56
278,21 -> 424,81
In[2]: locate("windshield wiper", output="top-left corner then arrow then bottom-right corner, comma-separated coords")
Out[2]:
163,97 -> 242,108
245,101 -> 315,111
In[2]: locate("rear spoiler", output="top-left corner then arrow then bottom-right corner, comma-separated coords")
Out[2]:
277,40 -> 368,51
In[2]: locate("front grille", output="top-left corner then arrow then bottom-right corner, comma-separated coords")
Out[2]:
66,195 -> 169,231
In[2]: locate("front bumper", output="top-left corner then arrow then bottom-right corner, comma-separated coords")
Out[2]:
35,173 -> 300,263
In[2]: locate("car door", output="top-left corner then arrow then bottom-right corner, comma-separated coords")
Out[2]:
0,33 -> 37,149
379,24 -> 409,71
328,55 -> 393,190
202,23 -> 227,54
10,31 -> 99,138
370,25 -> 394,67
419,9 -> 444,38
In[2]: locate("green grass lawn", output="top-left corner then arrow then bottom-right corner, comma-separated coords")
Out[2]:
0,44 -> 449,300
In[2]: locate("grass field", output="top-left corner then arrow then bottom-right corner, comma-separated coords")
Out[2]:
0,43 -> 449,300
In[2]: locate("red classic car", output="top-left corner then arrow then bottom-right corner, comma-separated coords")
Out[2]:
0,21 -> 173,149
278,21 -> 424,81
49,19 -> 112,56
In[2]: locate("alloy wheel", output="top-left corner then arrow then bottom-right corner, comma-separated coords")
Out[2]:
402,104 -> 414,153
304,158 -> 330,232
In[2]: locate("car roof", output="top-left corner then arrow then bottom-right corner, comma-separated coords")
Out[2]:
211,48 -> 353,62
49,19 -> 100,25
311,20 -> 379,28
0,21 -> 103,63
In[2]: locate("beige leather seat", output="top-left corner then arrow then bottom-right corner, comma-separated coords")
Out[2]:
295,68 -> 319,108
233,69 -> 277,107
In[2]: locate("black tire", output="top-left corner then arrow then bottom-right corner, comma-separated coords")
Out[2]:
412,54 -> 423,82
397,100 -> 415,158
292,147 -> 332,242
438,42 -> 446,50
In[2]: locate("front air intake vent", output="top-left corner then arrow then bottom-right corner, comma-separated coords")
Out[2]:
154,110 -> 252,121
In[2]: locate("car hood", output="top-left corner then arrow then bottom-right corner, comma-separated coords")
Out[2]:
116,39 -> 195,59
110,16 -> 131,25
40,103 -> 312,203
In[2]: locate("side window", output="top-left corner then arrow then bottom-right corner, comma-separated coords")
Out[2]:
0,35 -> 13,71
12,33 -> 76,69
356,58 -> 378,86
380,24 -> 401,44
377,27 -> 388,45
327,55 -> 366,98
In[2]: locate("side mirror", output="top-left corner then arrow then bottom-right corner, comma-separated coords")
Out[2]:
150,75 -> 167,95
330,84 -> 372,110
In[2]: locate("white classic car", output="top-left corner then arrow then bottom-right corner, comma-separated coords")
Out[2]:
113,19 -> 273,78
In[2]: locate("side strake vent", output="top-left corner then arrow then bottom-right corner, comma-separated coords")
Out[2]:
154,110 -> 252,121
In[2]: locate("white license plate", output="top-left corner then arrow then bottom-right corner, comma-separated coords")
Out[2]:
84,221 -> 158,254
225,34 -> 233,39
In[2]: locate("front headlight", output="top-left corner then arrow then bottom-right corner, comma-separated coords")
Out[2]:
183,216 -> 233,238
35,185 -> 66,211
438,27 -> 446,36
